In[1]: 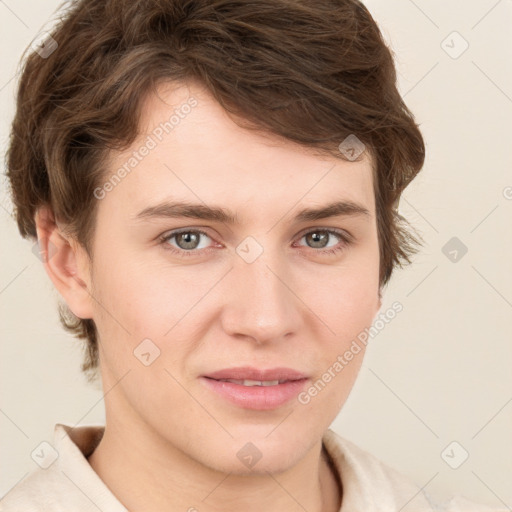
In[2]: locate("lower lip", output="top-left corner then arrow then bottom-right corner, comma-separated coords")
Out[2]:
200,377 -> 309,410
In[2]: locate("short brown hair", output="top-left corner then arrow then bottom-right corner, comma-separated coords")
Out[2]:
5,0 -> 425,382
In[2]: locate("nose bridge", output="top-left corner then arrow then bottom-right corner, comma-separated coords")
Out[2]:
221,243 -> 301,343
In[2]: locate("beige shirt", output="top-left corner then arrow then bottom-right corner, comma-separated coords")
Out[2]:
0,423 -> 505,511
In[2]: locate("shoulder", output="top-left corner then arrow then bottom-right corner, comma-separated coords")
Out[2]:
1,422 -> 125,512
323,428 -> 435,510
0,465 -> 71,511
432,495 -> 509,512
322,429 -> 507,512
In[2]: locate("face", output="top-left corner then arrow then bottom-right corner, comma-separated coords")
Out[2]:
75,81 -> 381,474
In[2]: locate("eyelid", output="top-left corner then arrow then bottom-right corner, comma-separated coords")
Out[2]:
294,226 -> 353,243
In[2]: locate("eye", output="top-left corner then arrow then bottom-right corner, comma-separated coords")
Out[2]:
158,227 -> 353,258
295,228 -> 352,255
159,228 -> 215,256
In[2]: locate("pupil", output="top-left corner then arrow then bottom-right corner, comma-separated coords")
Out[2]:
309,231 -> 327,248
178,232 -> 198,249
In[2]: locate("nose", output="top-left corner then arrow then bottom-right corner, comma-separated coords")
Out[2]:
220,250 -> 304,345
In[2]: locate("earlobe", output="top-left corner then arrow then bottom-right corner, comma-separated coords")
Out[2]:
34,206 -> 94,320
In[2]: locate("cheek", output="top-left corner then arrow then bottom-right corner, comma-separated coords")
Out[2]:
88,252 -> 166,350
298,250 -> 379,411
299,269 -> 376,418
90,253 -> 215,363
303,252 -> 380,340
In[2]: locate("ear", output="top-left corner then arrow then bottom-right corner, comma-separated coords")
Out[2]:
34,205 -> 94,320
373,287 -> 383,319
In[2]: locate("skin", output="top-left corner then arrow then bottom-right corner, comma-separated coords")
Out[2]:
35,80 -> 382,512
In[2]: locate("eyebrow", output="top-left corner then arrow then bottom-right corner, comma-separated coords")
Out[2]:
133,199 -> 370,224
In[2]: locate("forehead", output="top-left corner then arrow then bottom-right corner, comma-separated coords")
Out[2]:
102,80 -> 376,220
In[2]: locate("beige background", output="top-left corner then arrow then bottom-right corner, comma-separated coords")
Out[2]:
1,0 -> 511,507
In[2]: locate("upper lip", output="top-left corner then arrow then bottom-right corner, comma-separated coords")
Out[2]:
203,366 -> 308,382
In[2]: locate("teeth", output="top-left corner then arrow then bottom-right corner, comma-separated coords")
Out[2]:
221,379 -> 282,386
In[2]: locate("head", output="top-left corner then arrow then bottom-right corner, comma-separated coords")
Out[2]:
6,0 -> 424,474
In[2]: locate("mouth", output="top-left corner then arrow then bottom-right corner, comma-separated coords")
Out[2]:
203,366 -> 308,382
200,367 -> 309,410
209,378 -> 292,386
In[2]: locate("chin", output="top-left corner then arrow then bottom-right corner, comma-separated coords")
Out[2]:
201,429 -> 318,476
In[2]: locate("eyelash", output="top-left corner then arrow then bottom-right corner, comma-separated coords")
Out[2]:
158,228 -> 353,258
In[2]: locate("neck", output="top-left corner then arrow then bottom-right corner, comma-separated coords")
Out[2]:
87,416 -> 341,512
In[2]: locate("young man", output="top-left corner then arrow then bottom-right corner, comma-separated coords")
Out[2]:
1,1 -> 505,511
